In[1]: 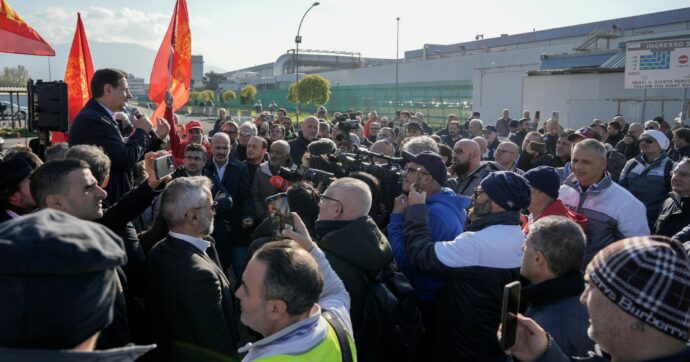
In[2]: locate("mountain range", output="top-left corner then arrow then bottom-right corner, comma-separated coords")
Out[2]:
0,42 -> 227,82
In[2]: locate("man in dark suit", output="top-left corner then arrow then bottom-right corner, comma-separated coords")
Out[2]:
204,132 -> 255,277
69,68 -> 153,205
0,158 -> 35,223
146,176 -> 239,360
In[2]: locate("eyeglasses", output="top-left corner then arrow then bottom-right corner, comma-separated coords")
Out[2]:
640,138 -> 655,145
240,131 -> 255,137
453,149 -> 465,155
473,187 -> 485,199
645,127 -> 656,130
319,194 -> 344,211
402,167 -> 429,175
223,130 -> 237,135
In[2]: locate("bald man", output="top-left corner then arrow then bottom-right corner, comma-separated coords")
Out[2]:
252,140 -> 295,221
289,116 -> 320,165
315,178 -> 393,356
448,139 -> 500,196
205,132 -> 255,276
369,139 -> 395,165
473,136 -> 488,160
494,141 -> 523,174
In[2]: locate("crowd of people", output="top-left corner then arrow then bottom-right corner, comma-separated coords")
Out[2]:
1,67 -> 690,362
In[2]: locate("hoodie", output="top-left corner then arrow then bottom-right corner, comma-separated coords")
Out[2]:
523,199 -> 588,234
388,187 -> 471,302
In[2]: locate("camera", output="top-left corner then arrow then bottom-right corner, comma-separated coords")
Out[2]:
278,166 -> 335,189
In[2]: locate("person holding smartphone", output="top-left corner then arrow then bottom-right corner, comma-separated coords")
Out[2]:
403,171 -> 530,360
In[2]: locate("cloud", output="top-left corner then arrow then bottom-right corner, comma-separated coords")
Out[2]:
26,6 -> 173,50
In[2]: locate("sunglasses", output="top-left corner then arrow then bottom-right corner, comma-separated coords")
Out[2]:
640,138 -> 655,145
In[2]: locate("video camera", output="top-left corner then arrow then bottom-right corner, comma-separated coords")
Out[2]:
277,166 -> 335,189
331,148 -> 403,185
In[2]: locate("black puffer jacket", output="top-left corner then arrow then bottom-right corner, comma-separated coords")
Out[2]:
317,216 -> 393,345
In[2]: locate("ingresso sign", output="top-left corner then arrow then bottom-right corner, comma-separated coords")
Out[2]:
624,39 -> 690,89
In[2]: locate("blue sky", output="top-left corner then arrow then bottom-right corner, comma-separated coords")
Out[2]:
8,0 -> 690,71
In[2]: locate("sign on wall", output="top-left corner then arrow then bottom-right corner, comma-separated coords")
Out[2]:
625,39 -> 690,89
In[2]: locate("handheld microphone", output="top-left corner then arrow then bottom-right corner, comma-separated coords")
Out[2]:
269,175 -> 289,192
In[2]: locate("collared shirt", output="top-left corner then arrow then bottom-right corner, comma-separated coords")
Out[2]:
214,160 -> 229,180
96,100 -> 115,120
4,210 -> 19,219
168,231 -> 211,253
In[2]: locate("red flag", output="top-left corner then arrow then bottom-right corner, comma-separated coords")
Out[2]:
149,0 -> 191,124
0,0 -> 54,56
53,13 -> 94,143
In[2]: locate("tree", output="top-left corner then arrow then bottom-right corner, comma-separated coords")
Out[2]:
188,91 -> 202,105
221,90 -> 236,103
202,71 -> 227,91
240,84 -> 257,105
0,65 -> 30,87
287,75 -> 330,106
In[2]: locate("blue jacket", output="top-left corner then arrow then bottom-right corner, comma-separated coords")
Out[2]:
388,188 -> 470,302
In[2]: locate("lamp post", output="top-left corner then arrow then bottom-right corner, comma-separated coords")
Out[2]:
295,1 -> 320,124
396,17 -> 400,112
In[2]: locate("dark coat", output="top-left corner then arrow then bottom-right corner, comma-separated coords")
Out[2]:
69,99 -> 148,205
317,216 -> 393,346
616,138 -> 641,160
655,192 -> 690,237
288,132 -> 311,165
522,272 -> 594,358
146,236 -> 239,360
403,206 -> 522,361
204,159 -> 255,269
668,145 -> 690,162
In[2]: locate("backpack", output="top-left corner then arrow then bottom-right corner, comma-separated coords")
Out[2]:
355,266 -> 424,362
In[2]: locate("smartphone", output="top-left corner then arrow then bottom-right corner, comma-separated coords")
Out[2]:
534,111 -> 540,121
531,142 -> 546,153
415,167 -> 422,192
499,281 -> 521,350
266,193 -> 293,240
154,154 -> 175,179
552,111 -> 559,122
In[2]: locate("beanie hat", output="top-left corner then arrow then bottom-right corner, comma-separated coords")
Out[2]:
587,236 -> 690,341
523,166 -> 560,200
479,171 -> 531,211
402,150 -> 448,186
641,130 -> 670,151
0,209 -> 127,349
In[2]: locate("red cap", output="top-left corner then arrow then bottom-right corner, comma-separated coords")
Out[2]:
185,120 -> 204,133
269,176 -> 288,192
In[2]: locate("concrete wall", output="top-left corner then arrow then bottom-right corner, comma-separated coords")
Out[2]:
523,72 -> 687,129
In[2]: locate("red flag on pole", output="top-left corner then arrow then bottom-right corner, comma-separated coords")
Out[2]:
149,0 -> 191,124
0,0 -> 54,56
52,13 -> 94,143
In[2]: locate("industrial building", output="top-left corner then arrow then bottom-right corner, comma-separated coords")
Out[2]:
218,7 -> 690,129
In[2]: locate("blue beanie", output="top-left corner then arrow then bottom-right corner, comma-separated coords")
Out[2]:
480,171 -> 531,211
523,166 -> 560,200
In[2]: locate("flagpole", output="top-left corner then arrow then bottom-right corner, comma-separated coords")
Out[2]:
167,0 -> 179,92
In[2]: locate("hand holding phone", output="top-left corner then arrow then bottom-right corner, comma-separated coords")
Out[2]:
266,193 -> 293,240
499,281 -> 521,350
154,154 -> 175,179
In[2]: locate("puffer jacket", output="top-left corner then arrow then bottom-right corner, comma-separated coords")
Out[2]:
317,216 -> 393,347
404,207 -> 523,361
388,188 -> 470,302
559,172 -> 649,266
619,153 -> 673,225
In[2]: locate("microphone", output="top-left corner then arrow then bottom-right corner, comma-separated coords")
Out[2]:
269,175 -> 289,192
128,105 -> 142,120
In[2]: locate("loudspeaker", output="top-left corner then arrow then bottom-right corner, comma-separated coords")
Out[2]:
27,79 -> 69,133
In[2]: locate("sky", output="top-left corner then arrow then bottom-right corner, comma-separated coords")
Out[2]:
7,0 -> 690,72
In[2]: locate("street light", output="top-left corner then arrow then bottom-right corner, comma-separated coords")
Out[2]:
295,1 -> 320,124
396,17 -> 400,112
